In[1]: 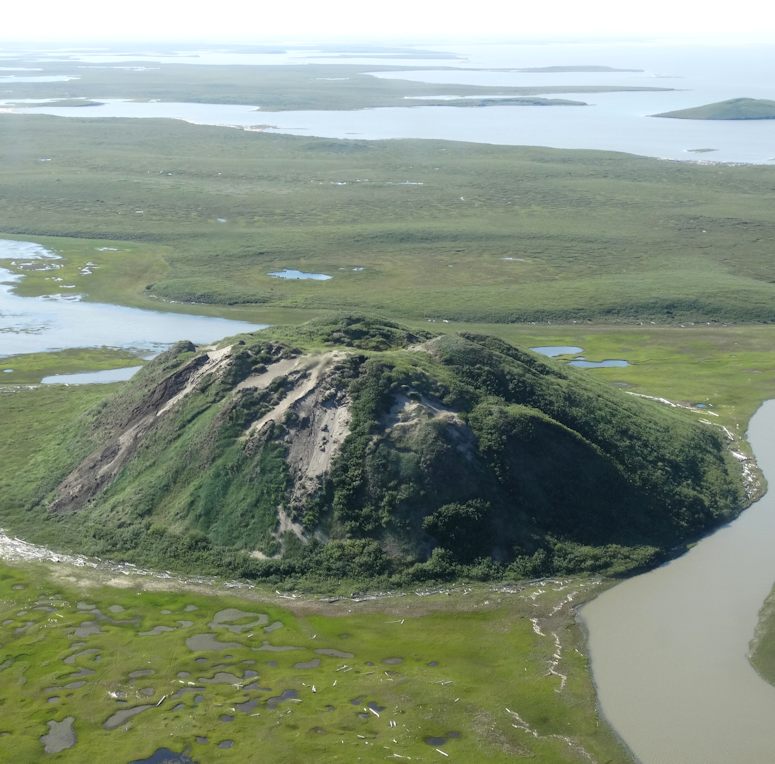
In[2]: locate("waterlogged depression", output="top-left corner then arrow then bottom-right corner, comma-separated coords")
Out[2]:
0,239 -> 264,357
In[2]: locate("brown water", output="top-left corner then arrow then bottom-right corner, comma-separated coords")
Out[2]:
582,400 -> 775,764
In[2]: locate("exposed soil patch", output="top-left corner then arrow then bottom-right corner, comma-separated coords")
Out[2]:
50,346 -> 232,513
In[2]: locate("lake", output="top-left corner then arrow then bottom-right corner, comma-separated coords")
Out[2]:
0,239 -> 264,357
582,400 -> 775,763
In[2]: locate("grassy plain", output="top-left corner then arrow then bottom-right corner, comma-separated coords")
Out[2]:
0,560 -> 631,763
3,116 -> 775,328
0,385 -> 108,548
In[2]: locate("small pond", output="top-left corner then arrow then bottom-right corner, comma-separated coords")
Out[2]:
530,346 -> 583,357
268,269 -> 332,281
568,358 -> 630,368
531,346 -> 630,368
41,366 -> 143,385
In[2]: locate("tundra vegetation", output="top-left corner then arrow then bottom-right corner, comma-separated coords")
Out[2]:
1,50 -> 775,760
1,317 -> 746,586
0,560 -> 631,763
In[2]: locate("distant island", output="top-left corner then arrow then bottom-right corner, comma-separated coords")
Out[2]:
654,97 -> 775,120
18,99 -> 104,108
515,65 -> 643,73
440,96 -> 587,108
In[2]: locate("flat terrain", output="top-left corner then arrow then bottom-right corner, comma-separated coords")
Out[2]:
0,54 -> 672,110
0,559 -> 630,763
3,117 -> 775,327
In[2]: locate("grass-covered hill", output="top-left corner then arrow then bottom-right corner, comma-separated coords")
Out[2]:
26,316 -> 744,585
654,97 -> 775,120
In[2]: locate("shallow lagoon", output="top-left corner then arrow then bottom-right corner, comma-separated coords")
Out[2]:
568,358 -> 629,368
5,95 -> 775,164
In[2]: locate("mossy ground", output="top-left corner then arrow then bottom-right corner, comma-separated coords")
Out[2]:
0,560 -> 630,763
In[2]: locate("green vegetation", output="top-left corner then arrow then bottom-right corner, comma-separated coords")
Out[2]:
424,322 -> 775,432
3,116 -> 775,326
0,560 -> 630,763
655,97 -> 775,120
0,317 -> 745,584
0,385 -> 109,550
750,584 -> 775,685
0,348 -> 143,385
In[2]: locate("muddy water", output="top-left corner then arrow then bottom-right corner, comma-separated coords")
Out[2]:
582,400 -> 775,764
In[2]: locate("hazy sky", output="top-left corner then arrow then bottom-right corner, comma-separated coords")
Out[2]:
3,0 -> 774,43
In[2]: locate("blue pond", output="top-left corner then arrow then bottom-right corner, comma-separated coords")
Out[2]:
569,359 -> 630,368
530,346 -> 583,357
530,346 -> 630,368
129,749 -> 196,764
268,269 -> 332,281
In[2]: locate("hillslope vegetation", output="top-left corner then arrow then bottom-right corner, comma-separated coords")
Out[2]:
12,316 -> 745,586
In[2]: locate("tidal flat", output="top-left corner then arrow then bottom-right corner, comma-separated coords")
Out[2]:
0,560 -> 630,763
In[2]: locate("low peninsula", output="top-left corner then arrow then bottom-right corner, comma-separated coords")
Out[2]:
654,97 -> 775,120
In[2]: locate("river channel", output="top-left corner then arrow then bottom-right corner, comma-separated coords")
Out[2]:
582,400 -> 775,764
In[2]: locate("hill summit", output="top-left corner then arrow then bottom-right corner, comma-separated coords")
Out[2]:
44,315 -> 744,583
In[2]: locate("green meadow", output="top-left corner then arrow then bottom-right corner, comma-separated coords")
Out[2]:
2,116 -> 775,327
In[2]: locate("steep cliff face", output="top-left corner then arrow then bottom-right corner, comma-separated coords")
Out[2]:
41,316 -> 745,580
